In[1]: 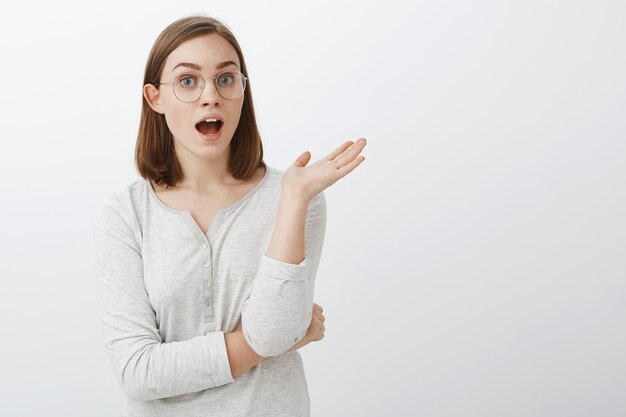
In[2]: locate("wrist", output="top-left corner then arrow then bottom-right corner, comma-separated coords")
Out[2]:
280,185 -> 310,204
279,191 -> 309,209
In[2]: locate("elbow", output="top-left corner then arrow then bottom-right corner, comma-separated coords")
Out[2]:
123,385 -> 146,402
117,352 -> 161,402
242,331 -> 305,358
121,373 -> 159,402
242,313 -> 310,358
121,379 -> 146,402
122,377 -> 163,402
246,341 -> 281,359
241,325 -> 284,358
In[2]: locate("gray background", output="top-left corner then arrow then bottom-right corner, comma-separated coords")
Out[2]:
0,0 -> 624,416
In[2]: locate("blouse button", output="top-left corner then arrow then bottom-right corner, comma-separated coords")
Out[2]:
203,242 -> 208,248
204,260 -> 210,267
205,281 -> 211,288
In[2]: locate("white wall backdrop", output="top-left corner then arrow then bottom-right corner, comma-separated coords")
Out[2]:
0,0 -> 624,416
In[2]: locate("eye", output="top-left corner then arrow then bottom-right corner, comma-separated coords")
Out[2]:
217,72 -> 235,86
177,74 -> 198,88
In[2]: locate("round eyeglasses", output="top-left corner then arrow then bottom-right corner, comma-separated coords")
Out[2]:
154,70 -> 247,102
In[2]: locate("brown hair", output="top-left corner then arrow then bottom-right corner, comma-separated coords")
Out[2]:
135,14 -> 265,189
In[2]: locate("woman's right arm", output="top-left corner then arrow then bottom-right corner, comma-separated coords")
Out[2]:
94,196 -> 235,402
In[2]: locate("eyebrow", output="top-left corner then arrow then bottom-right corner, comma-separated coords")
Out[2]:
171,61 -> 239,72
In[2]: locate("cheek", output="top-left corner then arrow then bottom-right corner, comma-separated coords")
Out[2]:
228,101 -> 244,129
163,108 -> 188,133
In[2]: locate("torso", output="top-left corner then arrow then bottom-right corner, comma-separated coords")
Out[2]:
150,166 -> 266,235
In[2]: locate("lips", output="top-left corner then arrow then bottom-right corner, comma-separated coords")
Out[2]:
195,119 -> 224,135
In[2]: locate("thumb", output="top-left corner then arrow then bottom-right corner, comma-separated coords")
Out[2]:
293,151 -> 311,167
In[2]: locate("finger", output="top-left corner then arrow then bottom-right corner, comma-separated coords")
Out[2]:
293,151 -> 311,167
313,303 -> 323,313
331,140 -> 359,163
335,138 -> 366,168
337,155 -> 365,177
320,323 -> 325,331
319,314 -> 325,322
325,141 -> 353,161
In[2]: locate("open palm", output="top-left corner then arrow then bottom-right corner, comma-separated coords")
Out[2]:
282,138 -> 367,202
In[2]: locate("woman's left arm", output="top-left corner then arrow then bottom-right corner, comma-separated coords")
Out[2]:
241,192 -> 327,358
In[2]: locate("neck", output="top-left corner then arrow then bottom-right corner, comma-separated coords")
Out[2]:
175,143 -> 239,193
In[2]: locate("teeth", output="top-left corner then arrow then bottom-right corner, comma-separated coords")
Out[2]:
205,118 -> 218,122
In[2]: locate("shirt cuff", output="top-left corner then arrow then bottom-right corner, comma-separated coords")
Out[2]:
259,254 -> 308,281
207,331 -> 235,386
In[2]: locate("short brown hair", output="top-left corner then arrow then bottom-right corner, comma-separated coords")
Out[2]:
135,14 -> 266,189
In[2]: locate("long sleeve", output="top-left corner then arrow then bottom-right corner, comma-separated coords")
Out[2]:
241,191 -> 327,358
92,195 -> 234,402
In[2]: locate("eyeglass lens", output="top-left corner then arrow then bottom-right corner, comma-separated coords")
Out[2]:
173,71 -> 246,102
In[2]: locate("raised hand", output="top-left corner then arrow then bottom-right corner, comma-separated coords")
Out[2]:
282,138 -> 367,202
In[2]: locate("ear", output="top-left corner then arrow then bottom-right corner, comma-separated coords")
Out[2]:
143,83 -> 165,115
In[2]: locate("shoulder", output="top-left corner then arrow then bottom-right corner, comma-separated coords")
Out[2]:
93,178 -> 146,233
96,178 -> 144,210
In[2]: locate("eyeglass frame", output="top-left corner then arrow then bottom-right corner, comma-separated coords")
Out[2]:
153,70 -> 248,102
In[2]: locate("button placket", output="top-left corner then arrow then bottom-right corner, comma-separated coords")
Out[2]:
203,240 -> 212,308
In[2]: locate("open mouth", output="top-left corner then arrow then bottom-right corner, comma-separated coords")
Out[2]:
195,120 -> 224,135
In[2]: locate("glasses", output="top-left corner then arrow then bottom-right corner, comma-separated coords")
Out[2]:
154,70 -> 247,102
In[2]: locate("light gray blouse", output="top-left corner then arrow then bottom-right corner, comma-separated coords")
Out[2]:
92,165 -> 327,417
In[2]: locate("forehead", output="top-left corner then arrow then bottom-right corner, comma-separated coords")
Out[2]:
164,33 -> 240,71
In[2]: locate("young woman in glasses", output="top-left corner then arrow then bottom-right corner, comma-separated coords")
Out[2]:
94,13 -> 366,417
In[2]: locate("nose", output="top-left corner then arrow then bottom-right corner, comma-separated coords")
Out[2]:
199,77 -> 222,105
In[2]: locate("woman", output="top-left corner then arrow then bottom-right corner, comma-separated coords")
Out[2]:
93,14 -> 366,417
